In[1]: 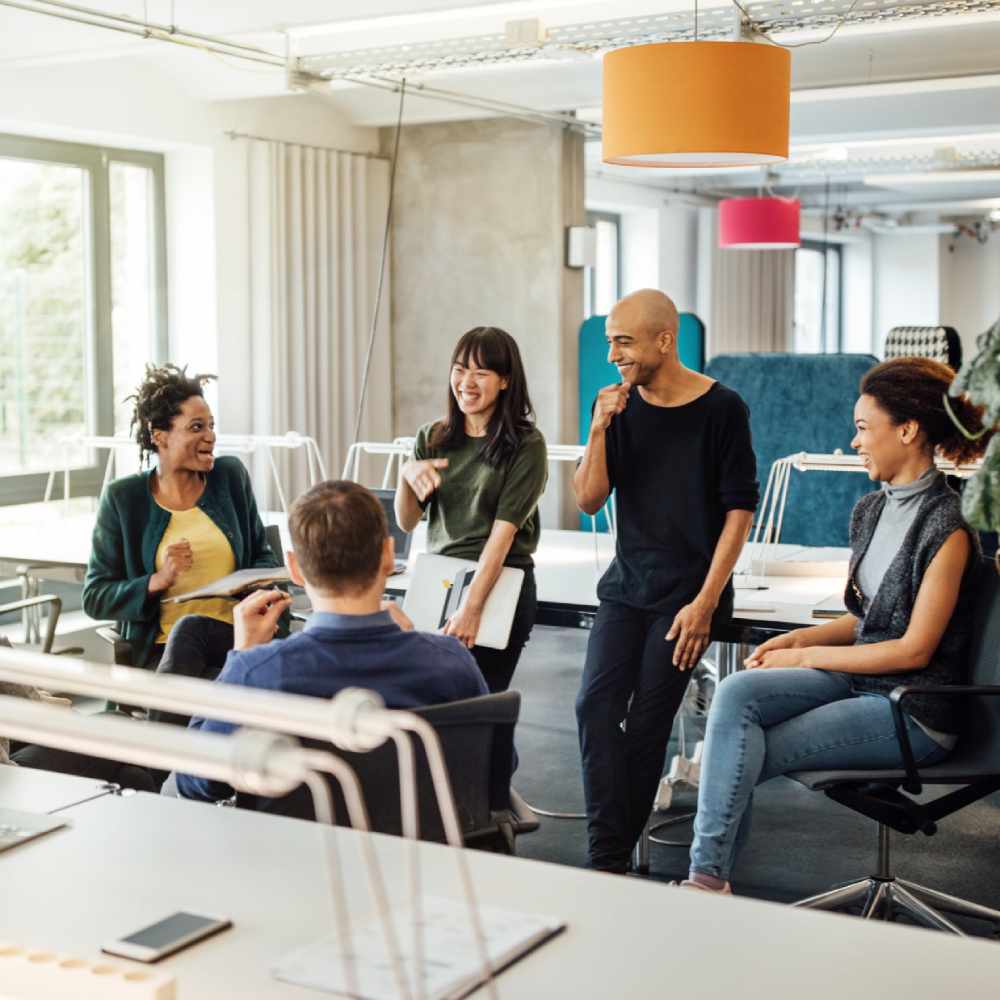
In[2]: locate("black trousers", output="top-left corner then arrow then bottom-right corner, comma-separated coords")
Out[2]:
149,615 -> 235,728
11,711 -> 157,792
575,595 -> 732,873
470,568 -> 537,694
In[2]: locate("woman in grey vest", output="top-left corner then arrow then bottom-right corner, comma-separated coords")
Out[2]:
681,357 -> 993,894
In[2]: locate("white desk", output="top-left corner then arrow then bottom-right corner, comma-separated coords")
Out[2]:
0,502 -> 847,635
2,789 -> 1000,998
0,765 -> 115,814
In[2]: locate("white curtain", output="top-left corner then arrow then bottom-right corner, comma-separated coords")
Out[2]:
246,139 -> 393,507
707,211 -> 795,357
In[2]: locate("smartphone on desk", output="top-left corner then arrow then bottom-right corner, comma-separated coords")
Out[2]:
102,911 -> 232,963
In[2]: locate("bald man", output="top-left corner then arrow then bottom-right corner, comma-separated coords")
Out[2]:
573,289 -> 759,874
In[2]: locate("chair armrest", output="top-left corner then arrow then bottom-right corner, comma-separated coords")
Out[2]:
0,594 -> 62,654
888,684 -> 1000,794
95,626 -> 134,667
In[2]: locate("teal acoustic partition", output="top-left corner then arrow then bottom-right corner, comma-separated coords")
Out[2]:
577,312 -> 707,530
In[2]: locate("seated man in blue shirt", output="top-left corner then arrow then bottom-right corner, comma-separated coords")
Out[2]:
175,479 -> 487,801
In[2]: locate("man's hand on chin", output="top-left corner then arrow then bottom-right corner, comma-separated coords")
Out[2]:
233,589 -> 292,651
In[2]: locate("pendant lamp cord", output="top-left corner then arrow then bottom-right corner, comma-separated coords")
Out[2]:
695,0 -> 699,41
352,78 -> 407,449
730,0 -> 862,48
821,175 -> 830,352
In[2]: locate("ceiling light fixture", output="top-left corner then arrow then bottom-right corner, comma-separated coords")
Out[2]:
864,170 -> 1000,187
719,196 -> 800,249
284,0 -> 584,38
601,39 -> 790,168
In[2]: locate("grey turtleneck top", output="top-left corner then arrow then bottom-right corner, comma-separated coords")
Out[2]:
856,466 -> 942,612
855,466 -> 957,748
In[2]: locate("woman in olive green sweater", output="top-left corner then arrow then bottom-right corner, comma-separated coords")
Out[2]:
395,327 -> 548,693
82,365 -> 278,723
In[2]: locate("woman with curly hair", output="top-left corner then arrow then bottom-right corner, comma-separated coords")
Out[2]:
83,364 -> 282,725
680,356 -> 992,894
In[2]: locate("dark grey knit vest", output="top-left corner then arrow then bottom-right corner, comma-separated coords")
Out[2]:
844,476 -> 980,733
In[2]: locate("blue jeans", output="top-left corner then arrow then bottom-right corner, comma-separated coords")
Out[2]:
690,668 -> 952,881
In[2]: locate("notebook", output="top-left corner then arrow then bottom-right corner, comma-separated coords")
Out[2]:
0,808 -> 68,855
371,488 -> 413,575
272,895 -> 566,1000
169,567 -> 291,603
403,553 -> 523,650
812,591 -> 848,619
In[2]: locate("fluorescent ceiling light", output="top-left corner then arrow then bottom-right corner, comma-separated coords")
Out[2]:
286,0 -> 586,38
792,132 -> 1000,155
793,73 -> 1000,105
864,170 -> 1000,187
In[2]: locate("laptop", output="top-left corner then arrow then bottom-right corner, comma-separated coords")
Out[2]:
371,488 -> 413,575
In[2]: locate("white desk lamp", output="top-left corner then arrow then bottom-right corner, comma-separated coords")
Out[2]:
740,451 -> 983,587
0,693 -> 384,997
0,649 -> 496,1000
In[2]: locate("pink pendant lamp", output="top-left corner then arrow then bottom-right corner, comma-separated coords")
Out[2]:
719,196 -> 800,249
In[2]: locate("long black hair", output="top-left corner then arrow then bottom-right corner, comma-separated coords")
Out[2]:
431,327 -> 535,467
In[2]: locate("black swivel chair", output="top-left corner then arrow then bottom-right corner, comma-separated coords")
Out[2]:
788,559 -> 1000,933
236,691 -> 539,855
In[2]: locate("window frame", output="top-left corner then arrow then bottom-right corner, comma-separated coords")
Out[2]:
796,238 -> 844,354
0,133 -> 167,505
585,209 -> 622,319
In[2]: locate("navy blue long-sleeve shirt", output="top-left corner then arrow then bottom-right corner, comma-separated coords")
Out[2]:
597,381 -> 759,613
175,610 -> 487,801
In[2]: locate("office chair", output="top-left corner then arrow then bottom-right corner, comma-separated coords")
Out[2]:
789,559 -> 1000,934
237,691 -> 539,855
0,593 -> 63,655
884,325 -> 963,371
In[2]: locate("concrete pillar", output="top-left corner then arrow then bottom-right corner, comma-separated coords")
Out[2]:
387,116 -> 585,527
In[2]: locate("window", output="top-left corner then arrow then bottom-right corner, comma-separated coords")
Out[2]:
794,240 -> 842,353
584,211 -> 621,319
0,134 -> 166,504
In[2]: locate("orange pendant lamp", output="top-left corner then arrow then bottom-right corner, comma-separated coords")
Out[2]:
602,41 -> 791,167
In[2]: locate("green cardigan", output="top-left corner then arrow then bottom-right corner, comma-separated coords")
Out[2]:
82,456 -> 279,668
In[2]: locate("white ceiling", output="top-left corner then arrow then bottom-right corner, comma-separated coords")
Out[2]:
2,0 -> 1000,214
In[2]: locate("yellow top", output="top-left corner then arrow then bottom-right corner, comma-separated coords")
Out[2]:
155,505 -> 237,643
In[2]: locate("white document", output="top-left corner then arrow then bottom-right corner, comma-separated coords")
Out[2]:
402,554 -> 524,650
272,895 -> 565,1000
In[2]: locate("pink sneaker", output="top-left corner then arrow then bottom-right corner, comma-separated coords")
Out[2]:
670,879 -> 733,895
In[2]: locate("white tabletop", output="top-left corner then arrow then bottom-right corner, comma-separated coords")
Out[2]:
2,789 -> 999,998
2,503 -> 848,631
0,764 -> 114,814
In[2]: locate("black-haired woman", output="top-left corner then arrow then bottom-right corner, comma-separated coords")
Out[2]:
395,327 -> 547,693
83,364 -> 280,725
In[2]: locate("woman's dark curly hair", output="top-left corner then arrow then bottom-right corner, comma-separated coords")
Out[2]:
127,363 -> 217,465
860,357 -> 992,466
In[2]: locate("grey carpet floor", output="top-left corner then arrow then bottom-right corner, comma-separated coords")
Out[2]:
510,624 -> 1000,936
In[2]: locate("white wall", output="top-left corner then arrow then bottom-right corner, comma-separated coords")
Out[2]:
939,231 -> 1000,361
0,57 -> 380,435
841,236 -> 875,354
586,175 -> 699,311
871,232 -> 941,354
